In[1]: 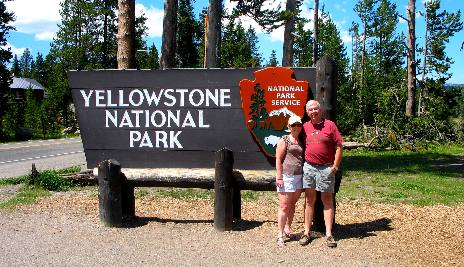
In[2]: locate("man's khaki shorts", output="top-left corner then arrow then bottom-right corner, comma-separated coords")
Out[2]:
302,162 -> 335,193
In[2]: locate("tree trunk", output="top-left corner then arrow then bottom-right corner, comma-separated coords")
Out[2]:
406,0 -> 416,117
360,23 -> 367,95
117,0 -> 135,69
312,0 -> 319,66
418,1 -> 429,116
282,0 -> 296,66
160,0 -> 178,69
205,0 -> 222,68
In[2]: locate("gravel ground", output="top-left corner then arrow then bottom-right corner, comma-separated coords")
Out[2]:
0,186 -> 463,267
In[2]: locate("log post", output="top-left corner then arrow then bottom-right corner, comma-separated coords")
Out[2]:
121,173 -> 135,219
97,159 -> 123,227
314,56 -> 339,233
232,172 -> 242,221
214,148 -> 234,231
30,163 -> 38,185
316,55 -> 337,122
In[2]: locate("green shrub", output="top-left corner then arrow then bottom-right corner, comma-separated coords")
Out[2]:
34,170 -> 72,191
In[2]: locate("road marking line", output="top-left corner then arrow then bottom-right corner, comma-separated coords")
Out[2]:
0,139 -> 81,151
0,150 -> 84,164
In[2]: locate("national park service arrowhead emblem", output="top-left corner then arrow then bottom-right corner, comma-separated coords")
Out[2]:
239,67 -> 310,157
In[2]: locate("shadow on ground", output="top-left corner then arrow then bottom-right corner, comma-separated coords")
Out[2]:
335,217 -> 393,240
122,216 -> 268,231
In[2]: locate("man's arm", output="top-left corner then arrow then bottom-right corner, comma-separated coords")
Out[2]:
331,144 -> 343,173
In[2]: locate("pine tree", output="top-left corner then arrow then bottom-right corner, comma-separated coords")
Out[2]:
146,44 -> 160,69
282,0 -> 298,66
176,0 -> 200,68
369,0 -> 405,125
32,53 -> 48,88
266,50 -> 279,67
100,0 -> 118,68
52,0 -> 100,70
0,1 -> 15,141
136,43 -> 160,69
10,54 -> 20,77
220,20 -> 261,68
19,48 -> 33,78
293,20 -> 313,67
246,27 -> 262,67
418,0 -> 463,115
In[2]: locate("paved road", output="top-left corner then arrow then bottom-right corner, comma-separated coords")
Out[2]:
0,137 -> 87,179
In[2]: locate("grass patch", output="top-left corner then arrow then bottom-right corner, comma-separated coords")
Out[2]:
241,190 -> 269,201
140,187 -> 215,200
0,174 -> 30,186
34,170 -> 73,191
0,185 -> 50,210
134,187 -> 267,201
0,165 -> 83,210
338,144 -> 464,206
53,165 -> 81,175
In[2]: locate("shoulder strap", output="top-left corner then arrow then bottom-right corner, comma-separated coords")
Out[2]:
282,135 -> 290,149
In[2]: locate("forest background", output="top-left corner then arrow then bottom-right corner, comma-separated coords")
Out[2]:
0,0 -> 463,150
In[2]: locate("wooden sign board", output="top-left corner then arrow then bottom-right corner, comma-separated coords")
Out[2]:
68,68 -> 315,169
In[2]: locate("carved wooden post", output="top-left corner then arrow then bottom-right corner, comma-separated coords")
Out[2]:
316,55 -> 337,122
214,148 -> 234,231
314,56 -> 338,232
97,159 -> 123,227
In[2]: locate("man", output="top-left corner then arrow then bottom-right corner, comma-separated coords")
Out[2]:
299,100 -> 343,248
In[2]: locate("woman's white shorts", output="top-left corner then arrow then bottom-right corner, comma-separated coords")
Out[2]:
276,174 -> 303,192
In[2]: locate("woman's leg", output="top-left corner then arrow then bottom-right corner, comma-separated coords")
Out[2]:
284,189 -> 301,235
278,192 -> 293,239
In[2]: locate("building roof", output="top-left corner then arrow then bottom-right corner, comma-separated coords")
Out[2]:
11,77 -> 45,90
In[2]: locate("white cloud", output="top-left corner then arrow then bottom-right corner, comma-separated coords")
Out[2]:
35,32 -> 56,41
136,3 -> 164,38
6,0 -> 164,41
5,42 -> 26,56
269,26 -> 285,42
340,30 -> 352,43
5,0 -> 61,41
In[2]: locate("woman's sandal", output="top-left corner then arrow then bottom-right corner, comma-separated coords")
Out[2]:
276,236 -> 285,247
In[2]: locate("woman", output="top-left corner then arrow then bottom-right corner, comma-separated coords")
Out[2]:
275,115 -> 304,247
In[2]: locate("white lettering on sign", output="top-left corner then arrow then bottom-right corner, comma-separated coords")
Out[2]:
271,99 -> 301,106
81,88 -> 231,107
267,86 -> 304,92
105,110 -> 211,128
83,88 -> 230,150
267,85 -> 303,107
129,130 -> 183,148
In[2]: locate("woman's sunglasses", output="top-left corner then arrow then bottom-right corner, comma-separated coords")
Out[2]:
290,123 -> 302,127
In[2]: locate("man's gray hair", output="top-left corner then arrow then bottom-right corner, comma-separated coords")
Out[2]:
306,100 -> 320,110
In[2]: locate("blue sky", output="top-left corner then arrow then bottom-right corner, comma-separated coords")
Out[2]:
5,0 -> 464,84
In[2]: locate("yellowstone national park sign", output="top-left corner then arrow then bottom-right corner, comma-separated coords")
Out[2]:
69,67 -> 315,169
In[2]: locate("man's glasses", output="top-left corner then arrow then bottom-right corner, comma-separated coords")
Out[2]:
290,123 -> 302,127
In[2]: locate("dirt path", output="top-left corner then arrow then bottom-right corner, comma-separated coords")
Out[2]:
0,187 -> 463,267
